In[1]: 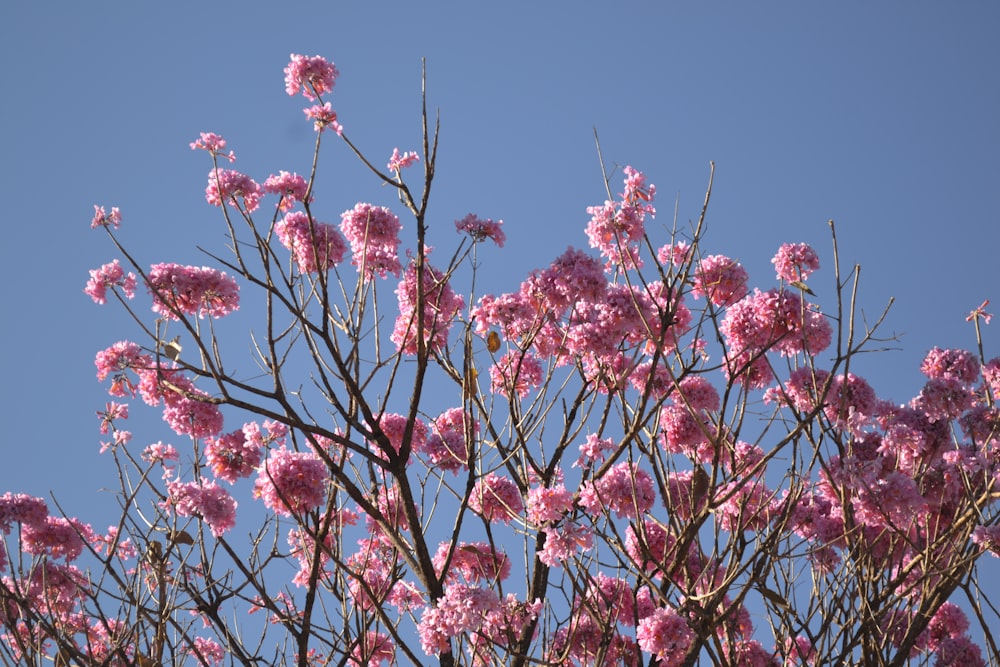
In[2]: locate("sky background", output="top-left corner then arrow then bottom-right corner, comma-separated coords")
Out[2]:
2,0 -> 999,653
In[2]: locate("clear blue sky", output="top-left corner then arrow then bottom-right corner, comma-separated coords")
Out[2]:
2,0 -> 999,646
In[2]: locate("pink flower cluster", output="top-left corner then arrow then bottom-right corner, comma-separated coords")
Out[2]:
692,254 -> 749,307
578,462 -> 656,519
455,213 -> 506,247
636,606 -> 694,666
262,171 -> 310,211
205,168 -> 262,212
339,202 -> 403,279
205,421 -> 284,483
391,260 -> 464,354
585,166 -> 655,269
91,204 -> 121,229
147,263 -> 240,319
190,132 -> 235,163
387,148 -> 419,172
469,473 -> 523,523
284,53 -> 338,100
275,211 -> 347,273
719,288 -> 832,388
418,408 -> 476,472
417,583 -> 500,656
772,242 -> 820,283
304,102 -> 342,134
489,351 -> 543,398
85,259 -> 136,304
254,447 -> 328,516
163,480 -> 237,537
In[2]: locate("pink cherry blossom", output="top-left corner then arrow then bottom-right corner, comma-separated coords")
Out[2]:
469,473 -> 523,524
204,168 -> 262,212
0,493 -> 48,533
369,412 -> 427,462
147,263 -> 240,319
771,242 -> 820,282
585,166 -> 655,269
254,447 -> 328,516
275,211 -> 347,273
85,259 -> 136,304
339,202 -> 403,279
920,347 -> 980,383
284,54 -> 338,100
91,204 -> 121,229
455,213 -> 506,247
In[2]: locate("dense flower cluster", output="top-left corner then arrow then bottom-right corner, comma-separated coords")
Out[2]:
254,447 -> 328,516
163,480 -> 237,537
262,171 -> 310,211
585,166 -> 655,269
285,53 -> 339,100
275,211 -> 347,273
339,202 -> 403,279
147,263 -> 240,319
391,259 -> 464,354
204,168 -> 262,212
85,259 -> 137,304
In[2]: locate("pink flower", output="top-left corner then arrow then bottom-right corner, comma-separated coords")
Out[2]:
189,132 -> 235,162
575,434 -> 615,467
303,102 -> 342,134
580,462 -> 656,519
538,521 -> 593,567
350,631 -> 395,667
469,473 -> 523,524
920,347 -> 980,384
636,606 -> 694,665
0,492 -> 48,532
387,148 -> 419,172
22,516 -> 93,562
339,203 -> 403,279
188,637 -> 225,667
433,541 -> 511,583
275,211 -> 347,273
419,408 -> 477,473
369,412 -> 427,462
204,168 -> 261,212
164,480 -> 237,537
262,171 -> 310,211
391,259 -> 464,355
966,298 -> 992,324
911,376 -> 976,422
417,584 -> 500,656
489,351 -> 543,398
771,242 -> 820,282
692,254 -> 749,307
254,447 -> 328,516
205,423 -> 266,483
585,165 -> 654,269
91,204 -> 121,229
95,341 -> 152,397
455,213 -> 506,247
526,483 -> 574,525
147,263 -> 240,319
284,54 -> 338,100
85,259 -> 136,304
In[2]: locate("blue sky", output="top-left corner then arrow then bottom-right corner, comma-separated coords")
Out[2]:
2,0 -> 999,650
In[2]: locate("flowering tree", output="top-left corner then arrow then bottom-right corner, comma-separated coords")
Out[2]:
2,53 -> 999,667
